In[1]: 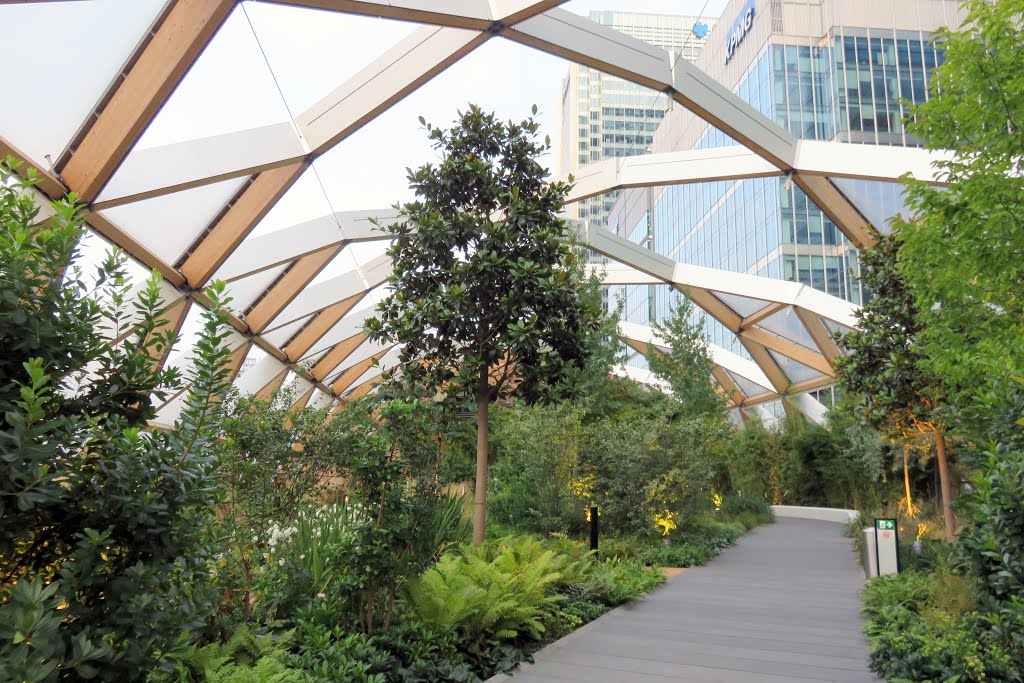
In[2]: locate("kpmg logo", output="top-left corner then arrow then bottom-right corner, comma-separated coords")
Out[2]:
724,0 -> 756,64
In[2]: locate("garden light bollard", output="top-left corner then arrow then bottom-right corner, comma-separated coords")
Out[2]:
589,506 -> 599,556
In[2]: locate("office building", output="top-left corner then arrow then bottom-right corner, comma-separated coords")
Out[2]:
608,0 -> 968,402
560,11 -> 716,229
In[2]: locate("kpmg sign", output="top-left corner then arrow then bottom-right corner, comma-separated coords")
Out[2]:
724,0 -> 756,64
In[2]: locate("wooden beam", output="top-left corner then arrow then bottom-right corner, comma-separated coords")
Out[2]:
795,174 -> 875,249
59,0 -> 236,203
282,293 -> 367,360
0,137 -> 67,197
787,375 -> 836,395
740,327 -> 834,377
710,366 -> 744,407
224,341 -> 253,384
683,286 -> 743,333
255,368 -> 290,399
149,296 -> 191,367
740,302 -> 787,330
794,308 -> 842,363
262,0 -> 493,30
343,374 -> 379,401
330,354 -> 381,394
290,385 -> 316,411
86,210 -> 186,286
179,161 -> 308,288
244,244 -> 340,333
310,331 -> 368,382
739,337 -> 789,393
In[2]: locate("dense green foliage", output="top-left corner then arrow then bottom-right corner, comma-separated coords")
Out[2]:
365,105 -> 600,542
0,164 -> 233,679
489,297 -> 732,539
647,297 -> 726,420
407,535 -> 663,653
366,105 -> 597,407
896,0 -> 1024,429
851,2 -> 1024,679
862,571 -> 1023,682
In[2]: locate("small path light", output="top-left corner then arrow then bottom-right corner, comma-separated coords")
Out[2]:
589,506 -> 599,557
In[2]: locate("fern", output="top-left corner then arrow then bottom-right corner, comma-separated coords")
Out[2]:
407,537 -> 569,650
150,627 -> 305,683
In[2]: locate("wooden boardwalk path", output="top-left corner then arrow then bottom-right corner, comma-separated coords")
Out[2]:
497,518 -> 882,683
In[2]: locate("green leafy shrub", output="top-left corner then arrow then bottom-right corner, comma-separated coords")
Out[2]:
718,495 -> 774,522
284,619 -> 392,683
637,520 -> 745,568
0,165 -> 233,680
577,559 -> 664,606
862,570 -> 1021,682
490,401 -> 588,534
958,445 -> 1024,603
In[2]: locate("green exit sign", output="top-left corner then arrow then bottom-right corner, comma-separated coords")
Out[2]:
876,519 -> 896,531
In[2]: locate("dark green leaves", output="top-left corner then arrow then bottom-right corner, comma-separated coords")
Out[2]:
367,106 -> 600,407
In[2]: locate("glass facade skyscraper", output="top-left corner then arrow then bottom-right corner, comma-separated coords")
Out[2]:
607,0 -> 966,411
560,11 -> 715,230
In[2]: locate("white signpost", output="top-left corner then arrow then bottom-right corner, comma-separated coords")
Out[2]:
874,518 -> 900,576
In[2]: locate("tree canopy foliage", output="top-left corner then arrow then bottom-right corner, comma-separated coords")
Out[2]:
367,105 -> 600,543
895,0 -> 1024,437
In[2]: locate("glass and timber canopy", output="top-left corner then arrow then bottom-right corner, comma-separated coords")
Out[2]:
0,0 -> 949,426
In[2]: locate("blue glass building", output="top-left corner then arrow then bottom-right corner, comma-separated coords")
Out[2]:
608,0 -> 965,403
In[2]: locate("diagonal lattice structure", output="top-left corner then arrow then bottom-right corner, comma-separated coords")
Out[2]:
0,1 -> 948,426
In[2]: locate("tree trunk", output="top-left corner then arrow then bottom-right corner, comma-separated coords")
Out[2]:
472,365 -> 490,545
934,430 -> 955,541
902,443 -> 914,517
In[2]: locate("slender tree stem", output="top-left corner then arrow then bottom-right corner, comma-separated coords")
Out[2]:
902,443 -> 914,517
472,364 -> 490,545
934,430 -> 955,541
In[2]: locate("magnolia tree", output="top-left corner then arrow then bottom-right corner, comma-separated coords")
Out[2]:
366,105 -> 600,544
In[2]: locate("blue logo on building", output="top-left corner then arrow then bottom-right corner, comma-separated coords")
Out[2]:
693,21 -> 709,39
724,0 -> 756,64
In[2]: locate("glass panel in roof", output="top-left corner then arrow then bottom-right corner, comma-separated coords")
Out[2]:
310,37 -> 570,213
247,167 -> 338,239
767,349 -> 824,384
757,306 -> 818,351
98,176 -> 249,264
832,178 -> 910,233
302,346 -> 332,366
226,263 -> 290,313
235,344 -> 267,381
73,229 -> 150,288
0,0 -> 166,164
727,371 -> 771,398
713,291 -> 774,318
165,303 -> 206,368
824,319 -> 853,336
264,315 -> 314,348
243,2 -> 421,116
134,6 -> 294,150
